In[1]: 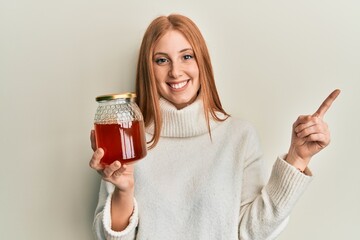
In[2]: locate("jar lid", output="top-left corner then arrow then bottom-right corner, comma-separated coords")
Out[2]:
95,92 -> 136,102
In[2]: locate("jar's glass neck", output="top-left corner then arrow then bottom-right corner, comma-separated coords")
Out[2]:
97,98 -> 135,106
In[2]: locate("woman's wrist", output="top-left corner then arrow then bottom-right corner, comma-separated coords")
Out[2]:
284,153 -> 309,172
113,186 -> 134,200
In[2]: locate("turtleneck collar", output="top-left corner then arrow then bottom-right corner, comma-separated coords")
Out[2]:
146,97 -> 225,138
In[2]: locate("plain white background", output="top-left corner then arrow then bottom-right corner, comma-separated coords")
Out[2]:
1,0 -> 359,239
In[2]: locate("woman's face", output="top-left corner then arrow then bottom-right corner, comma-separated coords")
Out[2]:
153,30 -> 200,109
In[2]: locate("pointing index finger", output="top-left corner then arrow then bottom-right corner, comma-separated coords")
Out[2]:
313,89 -> 341,118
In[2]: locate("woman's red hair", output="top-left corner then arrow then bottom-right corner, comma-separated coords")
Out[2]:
135,14 -> 229,149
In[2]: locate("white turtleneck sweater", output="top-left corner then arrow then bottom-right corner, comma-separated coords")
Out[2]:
93,98 -> 312,240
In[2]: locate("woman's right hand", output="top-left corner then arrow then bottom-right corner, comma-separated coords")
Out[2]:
89,130 -> 135,193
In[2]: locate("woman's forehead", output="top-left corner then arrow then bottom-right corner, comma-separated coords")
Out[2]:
154,30 -> 192,53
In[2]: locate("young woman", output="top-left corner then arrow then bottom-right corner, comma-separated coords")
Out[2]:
89,14 -> 340,239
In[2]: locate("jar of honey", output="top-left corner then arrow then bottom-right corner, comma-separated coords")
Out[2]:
94,93 -> 147,165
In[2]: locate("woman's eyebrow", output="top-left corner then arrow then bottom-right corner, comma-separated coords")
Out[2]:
154,48 -> 193,56
179,48 -> 193,53
153,52 -> 168,56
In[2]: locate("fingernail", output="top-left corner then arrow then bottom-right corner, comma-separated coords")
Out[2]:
114,161 -> 121,168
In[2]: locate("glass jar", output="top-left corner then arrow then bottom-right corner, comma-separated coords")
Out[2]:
94,92 -> 147,165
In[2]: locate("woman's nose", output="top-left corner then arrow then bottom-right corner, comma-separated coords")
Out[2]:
168,62 -> 183,78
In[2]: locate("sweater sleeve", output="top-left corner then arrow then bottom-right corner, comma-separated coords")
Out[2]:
93,180 -> 139,240
238,127 -> 312,240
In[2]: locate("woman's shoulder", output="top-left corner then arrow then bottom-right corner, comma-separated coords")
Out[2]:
212,115 -> 260,141
214,116 -> 261,153
224,116 -> 258,133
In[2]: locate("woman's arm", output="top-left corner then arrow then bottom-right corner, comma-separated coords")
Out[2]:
238,90 -> 340,239
239,154 -> 311,239
92,180 -> 138,240
90,131 -> 138,240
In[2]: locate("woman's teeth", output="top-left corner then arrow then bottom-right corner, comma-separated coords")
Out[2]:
169,81 -> 188,89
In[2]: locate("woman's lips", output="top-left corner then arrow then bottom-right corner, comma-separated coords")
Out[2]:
167,80 -> 189,90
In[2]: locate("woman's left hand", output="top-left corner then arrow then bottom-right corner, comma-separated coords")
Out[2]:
285,89 -> 340,172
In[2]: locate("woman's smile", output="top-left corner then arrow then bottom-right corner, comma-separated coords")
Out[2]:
167,80 -> 190,90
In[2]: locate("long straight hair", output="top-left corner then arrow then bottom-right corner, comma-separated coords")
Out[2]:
135,14 -> 229,149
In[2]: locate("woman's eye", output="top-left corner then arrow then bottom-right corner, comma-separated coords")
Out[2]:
183,54 -> 193,60
155,58 -> 168,65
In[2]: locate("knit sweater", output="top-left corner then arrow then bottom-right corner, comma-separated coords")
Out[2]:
93,98 -> 312,240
